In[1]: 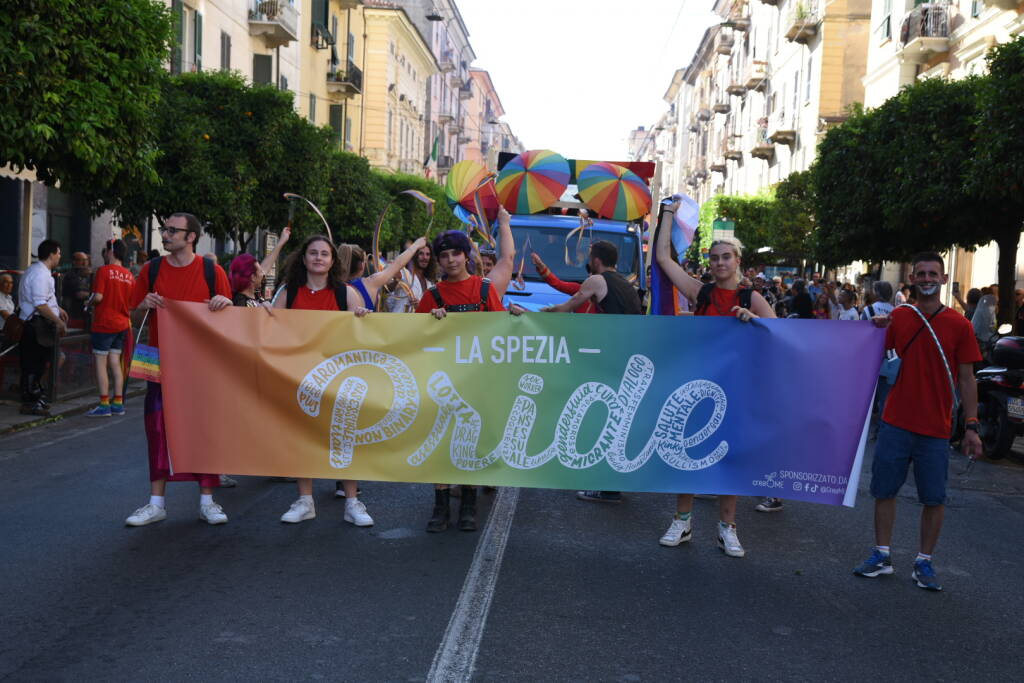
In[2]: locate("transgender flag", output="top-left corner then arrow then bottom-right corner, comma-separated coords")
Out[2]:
650,193 -> 699,315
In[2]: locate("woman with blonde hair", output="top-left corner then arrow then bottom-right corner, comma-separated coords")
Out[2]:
654,206 -> 776,556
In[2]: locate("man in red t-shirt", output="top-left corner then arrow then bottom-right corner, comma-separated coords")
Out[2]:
416,230 -> 503,534
86,239 -> 135,418
124,213 -> 234,529
854,252 -> 983,592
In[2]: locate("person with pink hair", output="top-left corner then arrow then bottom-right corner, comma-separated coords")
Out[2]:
229,226 -> 291,307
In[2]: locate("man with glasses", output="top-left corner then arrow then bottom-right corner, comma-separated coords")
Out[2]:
124,213 -> 234,528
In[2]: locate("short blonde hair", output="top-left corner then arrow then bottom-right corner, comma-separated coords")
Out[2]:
709,236 -> 744,259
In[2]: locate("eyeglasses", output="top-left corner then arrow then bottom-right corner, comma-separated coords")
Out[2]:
159,226 -> 190,236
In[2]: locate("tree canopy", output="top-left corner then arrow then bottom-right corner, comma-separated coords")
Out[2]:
0,0 -> 172,194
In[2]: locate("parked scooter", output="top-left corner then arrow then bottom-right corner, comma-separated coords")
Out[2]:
962,324 -> 1024,459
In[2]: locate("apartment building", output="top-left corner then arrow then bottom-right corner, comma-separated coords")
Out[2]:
861,0 -> 1024,290
648,0 -> 870,206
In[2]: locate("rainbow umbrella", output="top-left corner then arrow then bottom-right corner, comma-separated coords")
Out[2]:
445,160 -> 498,223
495,149 -> 570,214
577,162 -> 652,221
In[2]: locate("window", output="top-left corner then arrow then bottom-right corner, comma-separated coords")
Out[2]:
344,117 -> 352,150
309,93 -> 316,124
253,54 -> 273,85
220,31 -> 231,71
329,104 -> 344,148
279,74 -> 288,91
387,107 -> 393,153
876,0 -> 892,42
193,11 -> 202,70
348,32 -> 356,61
805,56 -> 812,102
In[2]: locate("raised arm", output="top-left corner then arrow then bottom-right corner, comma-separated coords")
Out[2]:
259,226 -> 291,277
654,203 -> 702,302
485,207 -> 515,297
362,236 -> 427,302
544,273 -> 606,313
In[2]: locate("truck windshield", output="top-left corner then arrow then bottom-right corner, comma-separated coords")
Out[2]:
501,226 -> 640,283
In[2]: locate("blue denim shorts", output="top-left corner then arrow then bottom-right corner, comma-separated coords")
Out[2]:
870,421 -> 950,505
90,329 -> 127,355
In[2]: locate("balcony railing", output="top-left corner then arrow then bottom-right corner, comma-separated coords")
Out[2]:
745,61 -> 768,91
723,136 -> 744,161
693,156 -> 708,178
716,34 -> 735,55
248,0 -> 299,48
899,4 -> 950,64
750,122 -> 775,159
439,51 -> 455,72
726,79 -> 747,96
713,100 -> 731,114
785,1 -> 820,44
768,111 -> 797,145
696,107 -> 712,121
326,59 -> 362,97
438,108 -> 455,124
458,84 -> 472,100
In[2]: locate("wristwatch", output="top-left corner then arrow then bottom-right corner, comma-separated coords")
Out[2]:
965,422 -> 980,433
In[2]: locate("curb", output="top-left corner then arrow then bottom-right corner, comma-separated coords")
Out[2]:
0,386 -> 148,437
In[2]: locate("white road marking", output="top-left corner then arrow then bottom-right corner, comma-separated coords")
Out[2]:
423,347 -> 447,353
578,348 -> 601,354
426,486 -> 520,683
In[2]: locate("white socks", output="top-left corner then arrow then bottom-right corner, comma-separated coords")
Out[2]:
200,493 -> 214,506
149,495 -> 165,509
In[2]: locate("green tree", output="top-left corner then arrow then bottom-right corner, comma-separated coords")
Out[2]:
812,76 -> 1021,319
0,0 -> 172,194
115,70 -> 332,251
969,36 -> 1024,321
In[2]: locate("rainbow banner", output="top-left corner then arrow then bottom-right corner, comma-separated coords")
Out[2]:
159,302 -> 884,506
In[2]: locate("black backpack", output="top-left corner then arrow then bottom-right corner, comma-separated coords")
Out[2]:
285,283 -> 349,311
695,282 -> 754,315
428,278 -> 492,312
147,256 -> 216,297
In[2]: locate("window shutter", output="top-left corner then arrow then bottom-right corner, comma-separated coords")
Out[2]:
221,31 -> 231,71
253,54 -> 273,85
309,93 -> 316,123
345,117 -> 352,150
194,12 -> 203,70
312,0 -> 327,27
170,0 -> 184,75
329,105 -> 344,148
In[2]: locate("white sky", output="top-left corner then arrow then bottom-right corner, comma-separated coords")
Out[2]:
457,0 -> 719,160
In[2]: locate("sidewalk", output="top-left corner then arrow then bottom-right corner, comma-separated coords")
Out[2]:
0,379 -> 147,435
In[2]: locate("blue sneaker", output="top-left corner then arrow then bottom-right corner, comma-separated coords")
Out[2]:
86,405 -> 111,418
853,548 -> 894,577
110,404 -> 125,415
912,559 -> 943,591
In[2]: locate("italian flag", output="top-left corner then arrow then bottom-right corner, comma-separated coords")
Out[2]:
423,134 -> 439,180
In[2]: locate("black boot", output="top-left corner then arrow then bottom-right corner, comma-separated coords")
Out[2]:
426,488 -> 450,533
458,486 -> 477,532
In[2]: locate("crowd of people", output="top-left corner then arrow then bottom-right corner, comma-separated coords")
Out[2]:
5,200 -> 989,592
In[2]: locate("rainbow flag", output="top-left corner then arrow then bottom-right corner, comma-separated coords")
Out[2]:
129,343 -> 161,383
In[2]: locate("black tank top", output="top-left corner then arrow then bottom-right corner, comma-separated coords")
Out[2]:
598,271 -> 641,315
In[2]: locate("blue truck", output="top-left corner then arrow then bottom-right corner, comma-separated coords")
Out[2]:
497,212 -> 646,311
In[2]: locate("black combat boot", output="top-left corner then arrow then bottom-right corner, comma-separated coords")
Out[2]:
458,486 -> 477,532
426,488 -> 450,533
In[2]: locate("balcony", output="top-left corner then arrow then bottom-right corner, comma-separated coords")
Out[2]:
688,116 -> 700,132
713,101 -> 731,114
696,107 -> 712,121
716,34 -> 735,55
745,61 -> 768,91
438,108 -> 454,124
899,5 -> 950,64
326,60 -> 362,97
693,156 -> 708,179
723,15 -> 751,32
248,0 -> 299,48
759,0 -> 780,4
710,157 -> 727,174
439,51 -> 455,72
438,155 -> 454,171
988,0 -> 1022,8
686,175 -> 699,188
724,137 -> 744,161
726,80 -> 747,96
449,119 -> 464,134
458,84 -> 472,100
768,113 -> 797,145
457,134 -> 471,145
750,124 -> 775,160
785,2 -> 820,44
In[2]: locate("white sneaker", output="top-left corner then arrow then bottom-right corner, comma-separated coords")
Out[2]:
717,523 -> 745,557
126,503 -> 166,527
659,516 -> 692,546
219,474 -> 238,488
281,497 -> 316,523
199,502 -> 228,525
344,498 -> 373,527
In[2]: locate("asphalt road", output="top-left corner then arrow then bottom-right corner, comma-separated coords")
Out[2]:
2,413 -> 1023,682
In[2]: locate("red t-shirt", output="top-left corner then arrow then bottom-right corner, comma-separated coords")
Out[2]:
291,286 -> 345,311
91,264 -> 135,333
882,306 -> 982,438
415,275 -> 505,313
130,256 -> 231,347
695,286 -> 740,317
